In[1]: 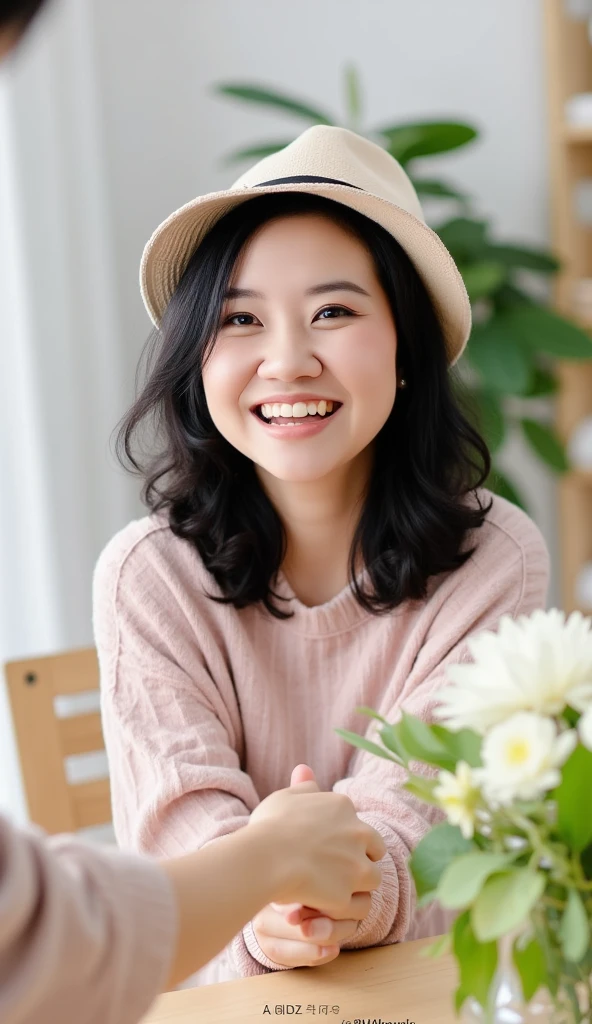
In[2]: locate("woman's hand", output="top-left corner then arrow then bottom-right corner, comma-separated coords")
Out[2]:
252,892 -> 372,968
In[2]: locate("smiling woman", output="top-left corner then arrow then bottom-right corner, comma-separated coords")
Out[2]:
96,126 -> 549,986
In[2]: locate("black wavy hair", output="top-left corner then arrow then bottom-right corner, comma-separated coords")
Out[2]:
0,0 -> 47,28
118,192 -> 491,618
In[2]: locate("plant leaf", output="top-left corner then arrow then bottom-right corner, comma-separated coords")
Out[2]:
421,932 -> 452,958
214,83 -> 333,124
460,262 -> 507,301
412,178 -> 468,200
559,889 -> 590,963
409,822 -> 473,903
512,937 -> 547,1002
396,713 -> 458,770
436,217 -> 488,260
437,852 -> 516,910
334,728 -> 401,763
520,419 -> 569,473
356,706 -> 390,725
378,121 -> 478,165
484,244 -> 560,274
453,910 -> 498,1012
487,467 -> 528,510
404,776 -> 440,806
524,366 -> 558,397
502,305 -> 592,360
467,319 -> 533,395
553,744 -> 592,852
473,389 -> 506,453
378,724 -> 410,763
430,725 -> 483,768
223,141 -> 296,164
344,64 -> 361,129
471,870 -> 545,942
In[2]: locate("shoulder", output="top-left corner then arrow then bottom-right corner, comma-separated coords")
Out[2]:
93,512 -> 217,605
471,490 -> 549,572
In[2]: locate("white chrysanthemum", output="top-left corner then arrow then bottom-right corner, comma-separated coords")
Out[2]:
434,610 -> 592,734
433,761 -> 481,838
476,712 -> 577,805
578,706 -> 592,751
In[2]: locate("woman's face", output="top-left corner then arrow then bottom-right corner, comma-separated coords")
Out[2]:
201,213 -> 399,485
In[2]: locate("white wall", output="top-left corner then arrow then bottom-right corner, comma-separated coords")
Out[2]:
0,0 -> 557,819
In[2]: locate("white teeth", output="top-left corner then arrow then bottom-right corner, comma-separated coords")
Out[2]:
258,400 -> 337,421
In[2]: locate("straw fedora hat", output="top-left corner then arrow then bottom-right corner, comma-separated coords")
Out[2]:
140,125 -> 471,364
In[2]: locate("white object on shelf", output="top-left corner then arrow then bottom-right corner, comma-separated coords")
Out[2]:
568,415 -> 592,469
574,179 -> 592,223
576,562 -> 592,610
565,93 -> 592,126
564,0 -> 592,19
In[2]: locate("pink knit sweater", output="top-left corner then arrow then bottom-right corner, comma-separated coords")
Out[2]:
94,492 -> 549,985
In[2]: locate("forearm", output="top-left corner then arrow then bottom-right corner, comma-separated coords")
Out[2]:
162,823 -> 281,987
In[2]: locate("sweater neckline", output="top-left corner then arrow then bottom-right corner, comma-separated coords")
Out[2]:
266,569 -> 373,636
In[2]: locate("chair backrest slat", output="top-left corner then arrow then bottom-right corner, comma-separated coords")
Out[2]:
5,649 -> 111,835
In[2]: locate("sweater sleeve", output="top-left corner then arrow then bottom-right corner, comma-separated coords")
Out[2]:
94,525 -> 261,858
332,514 -> 550,952
231,507 -> 550,972
0,814 -> 176,1024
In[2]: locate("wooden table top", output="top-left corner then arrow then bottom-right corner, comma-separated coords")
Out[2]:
142,938 -> 458,1023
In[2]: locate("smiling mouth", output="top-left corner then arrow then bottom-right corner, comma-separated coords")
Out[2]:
254,399 -> 341,424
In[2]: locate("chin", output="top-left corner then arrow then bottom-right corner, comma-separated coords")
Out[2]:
257,457 -> 343,484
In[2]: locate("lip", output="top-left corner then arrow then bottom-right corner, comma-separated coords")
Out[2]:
251,401 -> 342,440
249,393 -> 341,411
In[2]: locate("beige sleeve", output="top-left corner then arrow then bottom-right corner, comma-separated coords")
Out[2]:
0,814 -> 176,1024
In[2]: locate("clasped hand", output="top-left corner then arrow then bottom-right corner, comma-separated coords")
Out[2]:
252,764 -> 378,968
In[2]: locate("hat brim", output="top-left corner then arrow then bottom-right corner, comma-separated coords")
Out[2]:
140,181 -> 471,365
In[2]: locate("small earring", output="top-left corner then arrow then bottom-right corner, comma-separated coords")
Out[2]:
399,377 -> 407,389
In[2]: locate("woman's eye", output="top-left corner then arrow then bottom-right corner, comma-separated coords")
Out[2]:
224,313 -> 258,327
315,305 -> 355,321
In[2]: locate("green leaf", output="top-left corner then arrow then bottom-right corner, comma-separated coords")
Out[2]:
396,713 -> 457,770
520,419 -> 569,473
473,389 -> 506,454
421,932 -> 452,958
581,841 -> 592,880
484,244 -> 560,275
502,305 -> 592,360
378,121 -> 478,165
512,937 -> 547,1002
344,64 -> 361,129
471,870 -> 545,942
553,744 -> 592,852
453,910 -> 498,1012
404,775 -> 440,806
437,852 -> 516,910
467,319 -> 533,395
223,141 -> 295,164
409,822 -> 473,903
524,366 -> 558,397
356,706 -> 390,725
436,217 -> 488,259
430,725 -> 483,768
334,728 -> 401,763
487,467 -> 528,511
214,84 -> 333,124
559,889 -> 590,963
460,262 -> 507,301
379,724 -> 410,764
412,178 -> 468,200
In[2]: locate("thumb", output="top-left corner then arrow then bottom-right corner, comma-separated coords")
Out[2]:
290,763 -> 318,787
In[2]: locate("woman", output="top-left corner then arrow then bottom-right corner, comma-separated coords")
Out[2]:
96,125 -> 549,984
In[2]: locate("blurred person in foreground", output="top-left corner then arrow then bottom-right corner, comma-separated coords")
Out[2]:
0,4 -> 387,1022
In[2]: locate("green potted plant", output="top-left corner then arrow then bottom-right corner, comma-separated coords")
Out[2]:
213,67 -> 592,508
338,608 -> 592,1022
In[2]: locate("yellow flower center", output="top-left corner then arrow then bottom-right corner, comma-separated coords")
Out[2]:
505,738 -> 530,766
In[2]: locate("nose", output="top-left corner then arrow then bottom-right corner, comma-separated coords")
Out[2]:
257,321 -> 322,382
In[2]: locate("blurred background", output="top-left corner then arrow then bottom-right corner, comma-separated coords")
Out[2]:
1,0 -> 592,829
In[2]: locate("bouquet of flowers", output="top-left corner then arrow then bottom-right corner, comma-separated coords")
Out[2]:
338,610 -> 592,1022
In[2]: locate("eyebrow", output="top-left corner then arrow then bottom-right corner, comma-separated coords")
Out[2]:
223,280 -> 371,300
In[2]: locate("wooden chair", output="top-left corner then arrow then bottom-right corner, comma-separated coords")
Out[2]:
4,648 -> 111,835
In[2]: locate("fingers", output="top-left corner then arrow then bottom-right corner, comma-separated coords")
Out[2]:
282,893 -> 372,926
290,764 -> 317,787
299,917 -> 359,945
258,938 -> 340,968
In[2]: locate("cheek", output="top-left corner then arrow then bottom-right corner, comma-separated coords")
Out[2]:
336,324 -> 397,405
202,342 -> 255,420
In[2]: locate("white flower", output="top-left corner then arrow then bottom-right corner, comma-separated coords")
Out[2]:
578,706 -> 592,750
433,760 -> 481,838
435,610 -> 592,734
476,712 -> 577,805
